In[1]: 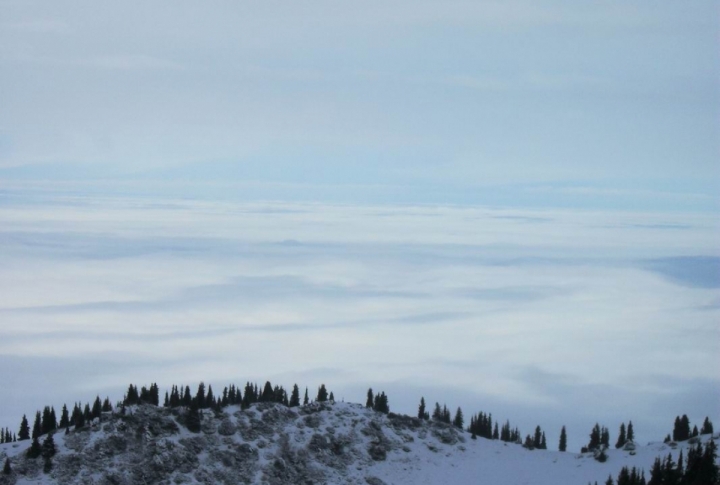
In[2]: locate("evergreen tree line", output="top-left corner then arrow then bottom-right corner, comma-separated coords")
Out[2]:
664,415 -> 714,443
589,439 -> 718,485
523,425 -> 548,450
3,379 -> 715,460
417,397 -> 523,445
0,428 -> 14,444
161,381 -> 336,412
14,395 -> 113,445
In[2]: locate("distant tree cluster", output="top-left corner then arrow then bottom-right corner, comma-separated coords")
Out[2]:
615,421 -> 635,449
522,425 -> 547,450
163,381 -> 312,414
667,415 -> 714,443
583,423 -> 611,453
467,411 -> 493,438
365,389 -> 389,414
431,402 -> 452,424
124,383 -> 159,406
0,427 -> 15,444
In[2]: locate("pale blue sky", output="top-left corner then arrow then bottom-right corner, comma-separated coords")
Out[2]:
1,0 -> 718,210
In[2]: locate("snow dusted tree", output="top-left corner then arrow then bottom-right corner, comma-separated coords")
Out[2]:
26,437 -> 41,458
41,433 -> 56,458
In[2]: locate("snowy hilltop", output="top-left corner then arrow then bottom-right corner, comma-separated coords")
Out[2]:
0,398 -> 717,485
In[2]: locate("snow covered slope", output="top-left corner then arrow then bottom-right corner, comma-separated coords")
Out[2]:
0,401 -> 716,485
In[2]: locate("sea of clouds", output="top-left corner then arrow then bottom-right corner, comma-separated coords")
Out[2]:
0,194 -> 718,451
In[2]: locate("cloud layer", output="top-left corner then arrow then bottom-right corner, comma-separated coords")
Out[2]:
0,195 -> 717,450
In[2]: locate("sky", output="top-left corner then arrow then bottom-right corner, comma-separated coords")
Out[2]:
0,0 -> 718,451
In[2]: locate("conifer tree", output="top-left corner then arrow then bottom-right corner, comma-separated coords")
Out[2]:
534,426 -> 543,449
92,396 -> 102,419
418,397 -> 426,420
50,407 -> 57,432
261,382 -> 273,402
83,403 -> 92,422
373,392 -> 389,414
59,405 -> 70,428
588,423 -> 601,451
18,415 -> 30,441
186,400 -> 201,433
616,423 -> 627,449
673,414 -> 691,442
125,384 -> 139,405
27,437 -> 42,458
432,403 -> 442,421
701,417 -> 714,435
329,392 -> 335,402
32,411 -> 42,440
365,388 -> 374,408
180,385 -> 189,406
196,382 -> 206,408
540,431 -> 547,450
453,408 -> 464,429
150,383 -> 160,406
317,384 -> 329,402
626,421 -> 634,442
3,457 -> 10,475
206,385 -> 215,408
523,434 -> 535,449
289,384 -> 300,407
601,427 -> 610,448
41,433 -> 56,458
303,387 -> 309,406
699,438 -> 719,484
559,426 -> 567,452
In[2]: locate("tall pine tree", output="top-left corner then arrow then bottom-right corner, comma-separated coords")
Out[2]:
18,415 -> 30,441
559,426 -> 567,452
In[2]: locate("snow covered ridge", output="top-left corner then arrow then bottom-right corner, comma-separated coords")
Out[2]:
0,401 -> 718,485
